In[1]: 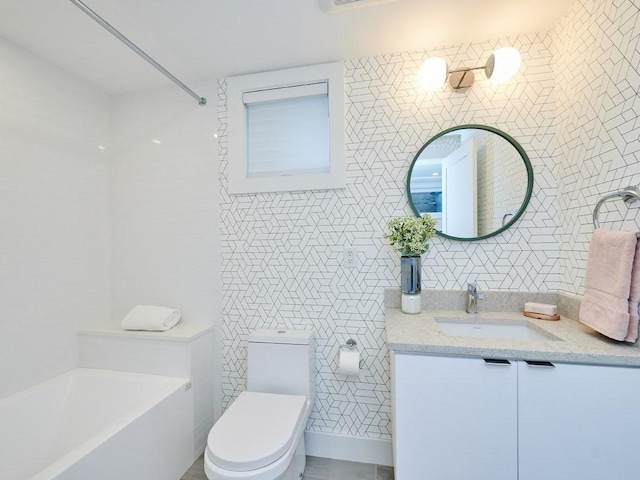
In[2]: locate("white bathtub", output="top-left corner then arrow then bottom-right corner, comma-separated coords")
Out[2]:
0,368 -> 194,480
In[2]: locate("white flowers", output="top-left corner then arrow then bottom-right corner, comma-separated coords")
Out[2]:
384,214 -> 437,257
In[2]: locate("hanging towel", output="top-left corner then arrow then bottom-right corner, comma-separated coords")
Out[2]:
579,229 -> 637,341
625,241 -> 640,342
121,305 -> 182,332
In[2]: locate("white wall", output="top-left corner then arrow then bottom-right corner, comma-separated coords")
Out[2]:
554,0 -> 640,297
0,37 -> 222,419
109,83 -> 222,418
0,37 -> 111,398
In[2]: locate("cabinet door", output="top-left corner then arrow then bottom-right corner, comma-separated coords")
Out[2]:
392,353 -> 517,480
518,361 -> 640,480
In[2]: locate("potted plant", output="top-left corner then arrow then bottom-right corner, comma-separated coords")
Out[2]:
384,214 -> 437,314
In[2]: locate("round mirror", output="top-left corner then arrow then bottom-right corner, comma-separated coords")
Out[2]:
407,125 -> 533,241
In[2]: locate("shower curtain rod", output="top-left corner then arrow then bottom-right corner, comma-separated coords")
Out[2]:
67,0 -> 207,106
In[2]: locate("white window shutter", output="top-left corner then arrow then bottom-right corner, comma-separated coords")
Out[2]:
246,93 -> 330,178
227,62 -> 345,194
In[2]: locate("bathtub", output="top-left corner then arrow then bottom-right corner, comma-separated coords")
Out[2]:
0,368 -> 194,480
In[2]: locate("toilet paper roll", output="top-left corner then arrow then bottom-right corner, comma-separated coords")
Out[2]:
338,347 -> 360,376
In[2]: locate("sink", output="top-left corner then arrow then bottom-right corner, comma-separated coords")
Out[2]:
435,316 -> 560,341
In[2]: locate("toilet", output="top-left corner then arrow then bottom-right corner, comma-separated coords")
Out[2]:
204,329 -> 315,480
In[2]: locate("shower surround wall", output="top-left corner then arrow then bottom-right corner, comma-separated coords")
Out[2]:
110,83 -> 220,324
109,83 -> 222,429
219,33 -> 559,457
0,37 -> 111,399
554,0 -> 640,298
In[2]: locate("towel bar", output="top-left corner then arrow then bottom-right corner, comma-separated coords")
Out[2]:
592,186 -> 640,237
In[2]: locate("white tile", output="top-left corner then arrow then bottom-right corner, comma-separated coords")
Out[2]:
109,84 -> 220,325
78,335 -> 191,377
0,37 -> 110,399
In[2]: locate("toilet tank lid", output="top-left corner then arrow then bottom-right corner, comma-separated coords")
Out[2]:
248,329 -> 314,345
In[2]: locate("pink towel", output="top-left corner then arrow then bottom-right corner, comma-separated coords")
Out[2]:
625,242 -> 640,342
579,229 -> 638,341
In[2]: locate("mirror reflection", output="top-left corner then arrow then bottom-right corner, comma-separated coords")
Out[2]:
407,125 -> 533,241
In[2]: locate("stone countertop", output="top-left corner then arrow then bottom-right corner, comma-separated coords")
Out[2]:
386,308 -> 640,367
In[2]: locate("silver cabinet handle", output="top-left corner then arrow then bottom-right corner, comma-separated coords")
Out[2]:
525,360 -> 555,368
484,358 -> 511,366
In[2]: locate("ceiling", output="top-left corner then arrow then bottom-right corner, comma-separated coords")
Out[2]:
0,0 -> 575,95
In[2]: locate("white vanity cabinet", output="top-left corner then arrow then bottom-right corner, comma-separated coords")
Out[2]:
518,361 -> 640,480
392,352 -> 640,480
392,352 -> 518,480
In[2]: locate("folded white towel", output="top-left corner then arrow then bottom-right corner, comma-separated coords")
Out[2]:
121,305 -> 181,332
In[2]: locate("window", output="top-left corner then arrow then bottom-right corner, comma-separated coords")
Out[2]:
227,62 -> 345,194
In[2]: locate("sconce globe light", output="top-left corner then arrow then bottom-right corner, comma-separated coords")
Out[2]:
417,57 -> 448,91
485,47 -> 521,83
418,47 -> 521,92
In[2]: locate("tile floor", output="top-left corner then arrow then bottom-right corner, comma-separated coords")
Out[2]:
181,454 -> 394,480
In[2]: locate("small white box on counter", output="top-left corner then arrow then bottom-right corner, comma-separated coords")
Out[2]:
524,302 -> 557,316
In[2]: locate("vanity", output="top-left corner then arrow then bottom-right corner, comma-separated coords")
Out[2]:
386,308 -> 640,480
389,123 -> 640,479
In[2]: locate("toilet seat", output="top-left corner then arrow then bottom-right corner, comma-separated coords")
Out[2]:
206,391 -> 307,472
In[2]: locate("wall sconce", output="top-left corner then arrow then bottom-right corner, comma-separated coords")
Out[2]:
417,47 -> 521,92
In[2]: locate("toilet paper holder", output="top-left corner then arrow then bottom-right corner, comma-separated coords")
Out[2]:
341,338 -> 364,369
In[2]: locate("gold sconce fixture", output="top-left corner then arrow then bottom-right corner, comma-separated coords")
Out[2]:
417,47 -> 521,92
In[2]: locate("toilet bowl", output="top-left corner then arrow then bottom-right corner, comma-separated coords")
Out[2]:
205,329 -> 315,480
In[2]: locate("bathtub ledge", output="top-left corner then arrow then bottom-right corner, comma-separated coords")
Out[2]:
78,321 -> 213,342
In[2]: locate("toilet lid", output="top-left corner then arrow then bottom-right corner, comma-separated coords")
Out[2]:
207,391 -> 308,472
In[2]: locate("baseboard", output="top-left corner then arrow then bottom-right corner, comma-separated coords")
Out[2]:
304,431 -> 393,466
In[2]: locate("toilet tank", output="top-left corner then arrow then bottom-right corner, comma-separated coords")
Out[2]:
247,329 -> 315,402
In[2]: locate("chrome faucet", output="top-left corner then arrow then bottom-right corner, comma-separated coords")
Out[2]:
466,282 -> 482,314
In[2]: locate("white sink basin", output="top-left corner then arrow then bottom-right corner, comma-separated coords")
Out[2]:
436,317 -> 560,341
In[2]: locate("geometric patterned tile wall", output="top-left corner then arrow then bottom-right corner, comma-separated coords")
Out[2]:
218,33 -> 560,440
553,0 -> 640,297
